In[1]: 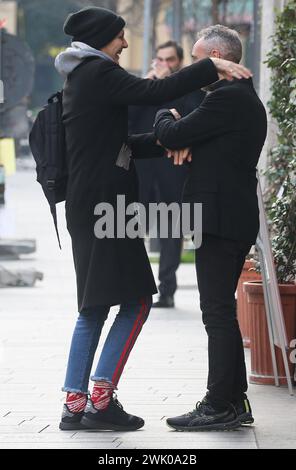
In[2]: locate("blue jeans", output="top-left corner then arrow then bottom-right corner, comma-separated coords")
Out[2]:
62,296 -> 152,394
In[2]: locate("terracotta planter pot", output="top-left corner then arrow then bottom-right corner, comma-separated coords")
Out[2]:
237,260 -> 261,348
244,281 -> 296,385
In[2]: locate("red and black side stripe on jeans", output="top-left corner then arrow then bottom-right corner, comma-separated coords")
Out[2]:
112,297 -> 151,386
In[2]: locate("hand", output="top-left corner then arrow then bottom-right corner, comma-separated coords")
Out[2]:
146,69 -> 157,79
210,58 -> 252,81
167,147 -> 192,165
151,59 -> 171,79
169,108 -> 181,120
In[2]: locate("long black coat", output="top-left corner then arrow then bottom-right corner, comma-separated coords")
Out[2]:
62,57 -> 218,311
154,79 -> 267,244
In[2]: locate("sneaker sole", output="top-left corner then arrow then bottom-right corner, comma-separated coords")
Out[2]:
239,413 -> 254,425
166,419 -> 240,432
80,416 -> 144,432
152,305 -> 175,308
59,421 -> 88,431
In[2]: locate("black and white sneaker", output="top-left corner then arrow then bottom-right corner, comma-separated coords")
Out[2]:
166,396 -> 240,432
80,395 -> 145,431
59,404 -> 86,431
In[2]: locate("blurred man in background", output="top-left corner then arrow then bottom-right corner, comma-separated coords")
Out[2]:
129,41 -> 205,308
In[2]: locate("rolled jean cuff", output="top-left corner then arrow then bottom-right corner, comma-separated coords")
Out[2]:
61,387 -> 89,395
90,376 -> 118,389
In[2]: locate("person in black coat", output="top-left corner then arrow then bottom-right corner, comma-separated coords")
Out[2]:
154,25 -> 267,432
129,41 -> 206,308
54,7 -> 252,432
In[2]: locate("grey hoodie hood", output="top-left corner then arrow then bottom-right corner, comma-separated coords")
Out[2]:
54,41 -> 113,78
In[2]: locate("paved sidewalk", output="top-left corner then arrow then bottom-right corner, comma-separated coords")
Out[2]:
0,168 -> 295,449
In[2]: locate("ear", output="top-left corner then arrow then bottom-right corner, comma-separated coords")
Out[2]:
210,49 -> 221,59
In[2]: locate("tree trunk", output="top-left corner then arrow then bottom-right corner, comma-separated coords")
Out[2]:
151,0 -> 161,55
211,0 -> 220,24
108,0 -> 119,12
221,0 -> 228,24
79,0 -> 119,12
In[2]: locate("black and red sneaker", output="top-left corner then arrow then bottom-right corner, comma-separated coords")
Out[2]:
80,394 -> 144,431
59,404 -> 86,431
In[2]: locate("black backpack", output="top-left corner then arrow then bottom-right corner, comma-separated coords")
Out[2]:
29,90 -> 67,249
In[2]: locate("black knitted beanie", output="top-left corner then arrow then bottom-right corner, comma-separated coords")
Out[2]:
64,7 -> 126,49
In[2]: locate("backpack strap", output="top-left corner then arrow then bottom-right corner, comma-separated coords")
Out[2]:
51,204 -> 62,250
47,179 -> 62,250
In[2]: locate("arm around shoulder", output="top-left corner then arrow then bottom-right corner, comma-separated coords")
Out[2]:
95,58 -> 218,106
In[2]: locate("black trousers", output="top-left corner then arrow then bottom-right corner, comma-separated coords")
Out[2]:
195,234 -> 252,406
158,235 -> 183,297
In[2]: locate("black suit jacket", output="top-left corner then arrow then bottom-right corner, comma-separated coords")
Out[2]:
154,78 -> 268,244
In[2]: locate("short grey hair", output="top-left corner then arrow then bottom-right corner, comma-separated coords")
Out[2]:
196,24 -> 242,63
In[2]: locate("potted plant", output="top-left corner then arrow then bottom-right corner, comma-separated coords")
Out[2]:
244,0 -> 296,386
236,255 -> 261,348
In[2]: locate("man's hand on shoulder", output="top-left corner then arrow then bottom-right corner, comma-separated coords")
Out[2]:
210,58 -> 252,81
